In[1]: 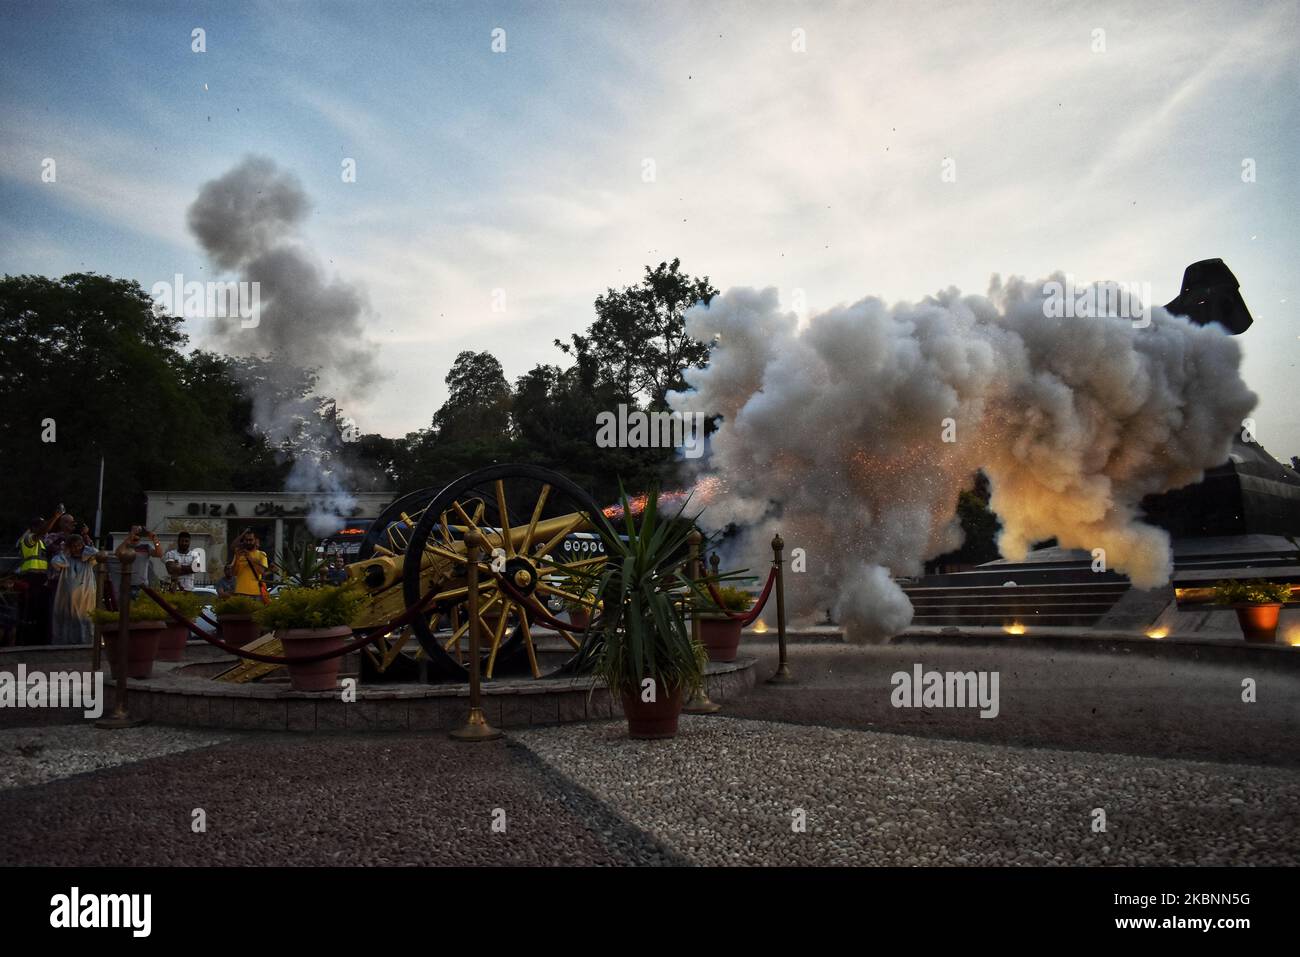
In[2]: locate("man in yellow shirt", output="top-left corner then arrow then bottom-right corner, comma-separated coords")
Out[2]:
230,529 -> 270,599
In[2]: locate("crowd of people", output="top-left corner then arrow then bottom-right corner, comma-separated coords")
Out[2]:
7,511 -> 351,647
13,507 -> 99,646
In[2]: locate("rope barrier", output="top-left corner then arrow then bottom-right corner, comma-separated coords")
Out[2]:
138,557 -> 772,668
496,577 -> 604,634
705,565 -> 777,626
497,565 -> 775,633
141,586 -> 438,665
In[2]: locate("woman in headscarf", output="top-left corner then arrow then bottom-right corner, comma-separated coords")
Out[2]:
50,533 -> 101,645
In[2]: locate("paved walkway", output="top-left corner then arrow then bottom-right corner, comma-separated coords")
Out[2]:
731,642 -> 1300,767
1,642 -> 1296,865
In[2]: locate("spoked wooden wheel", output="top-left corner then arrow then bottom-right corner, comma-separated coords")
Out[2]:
403,464 -> 608,680
358,486 -> 440,560
356,486 -> 441,680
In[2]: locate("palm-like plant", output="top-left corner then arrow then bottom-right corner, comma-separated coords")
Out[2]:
570,482 -> 708,697
276,540 -> 328,588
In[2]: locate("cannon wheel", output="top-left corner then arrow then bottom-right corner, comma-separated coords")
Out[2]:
355,485 -> 444,681
358,486 -> 440,561
402,464 -> 607,680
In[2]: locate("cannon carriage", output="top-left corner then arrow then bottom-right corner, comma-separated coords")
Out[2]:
348,464 -> 613,683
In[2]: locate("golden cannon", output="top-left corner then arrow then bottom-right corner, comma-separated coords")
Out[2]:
346,464 -> 611,683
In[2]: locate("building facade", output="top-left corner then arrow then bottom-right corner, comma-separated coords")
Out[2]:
131,490 -> 394,582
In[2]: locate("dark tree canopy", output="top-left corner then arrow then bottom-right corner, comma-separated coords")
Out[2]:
0,274 -> 244,533
1,260 -> 724,537
433,350 -> 512,445
555,258 -> 717,407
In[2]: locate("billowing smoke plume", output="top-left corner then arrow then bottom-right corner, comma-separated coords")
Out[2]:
669,277 -> 1257,640
188,156 -> 377,535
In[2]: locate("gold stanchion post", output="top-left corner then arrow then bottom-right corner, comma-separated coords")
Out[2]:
91,558 -> 106,672
450,529 -> 502,741
96,542 -> 145,728
766,532 -> 795,684
683,527 -> 721,714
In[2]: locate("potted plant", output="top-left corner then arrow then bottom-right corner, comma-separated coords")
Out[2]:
255,584 -> 364,691
213,594 -> 264,649
1214,579 -> 1293,643
572,484 -> 707,739
697,585 -> 751,662
92,596 -> 170,679
561,589 -> 600,631
155,590 -> 203,662
276,539 -> 328,586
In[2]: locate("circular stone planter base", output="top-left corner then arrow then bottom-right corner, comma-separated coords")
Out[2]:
112,656 -> 758,733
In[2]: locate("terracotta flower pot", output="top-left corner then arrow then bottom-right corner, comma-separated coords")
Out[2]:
567,608 -> 591,631
621,684 -> 685,739
218,613 -> 261,649
1233,603 -> 1283,643
105,621 -> 165,680
155,622 -> 191,662
278,626 -> 353,691
698,615 -> 743,662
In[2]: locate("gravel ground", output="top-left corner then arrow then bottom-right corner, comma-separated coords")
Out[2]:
2,640 -> 1295,867
0,724 -> 232,790
0,732 -> 681,866
514,716 -> 1300,866
730,642 -> 1300,766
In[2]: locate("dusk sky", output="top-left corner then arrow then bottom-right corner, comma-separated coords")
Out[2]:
2,0 -> 1297,456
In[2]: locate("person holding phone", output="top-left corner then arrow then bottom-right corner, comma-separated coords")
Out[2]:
230,529 -> 269,601
50,533 -> 101,645
45,512 -> 91,590
164,531 -> 201,591
125,525 -> 163,598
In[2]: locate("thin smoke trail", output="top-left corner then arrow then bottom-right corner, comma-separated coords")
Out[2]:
187,156 -> 377,536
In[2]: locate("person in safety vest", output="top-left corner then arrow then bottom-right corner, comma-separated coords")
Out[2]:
16,510 -> 61,645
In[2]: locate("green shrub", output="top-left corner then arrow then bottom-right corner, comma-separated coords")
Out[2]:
559,584 -> 600,613
255,584 -> 364,632
710,585 -> 753,613
214,594 -> 263,617
1213,579 -> 1293,605
92,594 -> 171,625
160,590 -> 205,619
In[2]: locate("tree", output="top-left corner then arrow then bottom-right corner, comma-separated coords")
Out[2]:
555,259 -> 718,407
178,351 -> 288,490
432,351 -> 512,445
0,274 -> 233,534
925,473 -> 1002,572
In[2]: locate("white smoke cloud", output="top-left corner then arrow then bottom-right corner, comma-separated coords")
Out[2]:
669,276 -> 1257,640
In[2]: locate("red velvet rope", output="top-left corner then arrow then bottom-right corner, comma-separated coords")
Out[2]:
705,565 -> 776,625
141,586 -> 437,665
496,565 -> 775,632
496,578 -> 601,634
